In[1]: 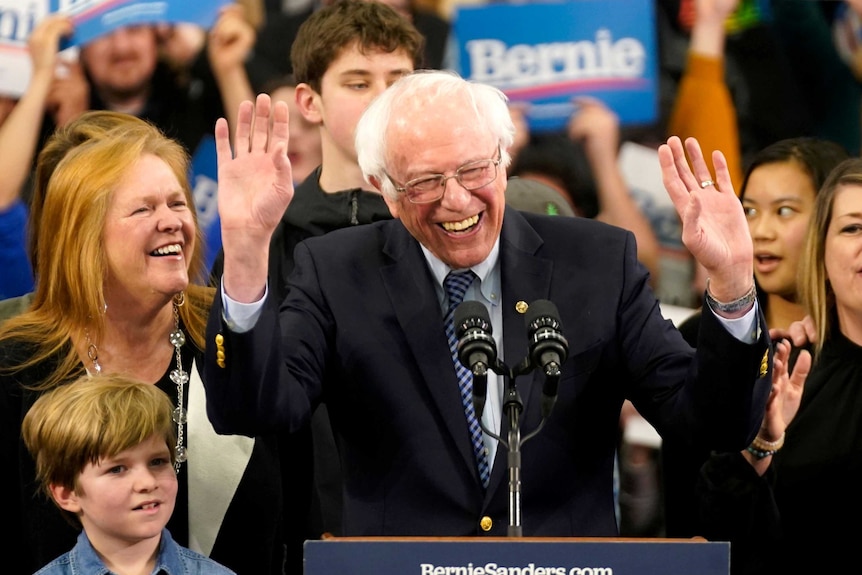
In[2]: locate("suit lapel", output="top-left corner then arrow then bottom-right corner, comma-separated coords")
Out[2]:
380,223 -> 480,480
488,209 -> 554,495
379,211 -> 555,492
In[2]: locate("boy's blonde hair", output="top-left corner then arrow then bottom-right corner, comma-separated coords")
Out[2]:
21,375 -> 176,525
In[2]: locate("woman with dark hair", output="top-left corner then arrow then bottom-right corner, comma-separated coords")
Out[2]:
663,136 -> 849,539
695,157 -> 862,573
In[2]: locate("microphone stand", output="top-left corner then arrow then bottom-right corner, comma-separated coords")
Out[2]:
502,367 -> 523,536
459,298 -> 567,538
481,357 -> 547,537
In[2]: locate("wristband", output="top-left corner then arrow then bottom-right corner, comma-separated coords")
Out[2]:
746,432 -> 785,459
746,445 -> 777,459
705,278 -> 756,314
751,431 -> 785,452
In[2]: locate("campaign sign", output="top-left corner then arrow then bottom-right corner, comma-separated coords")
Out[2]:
454,0 -> 657,133
0,0 -> 228,97
0,0 -> 50,97
188,134 -> 222,275
53,0 -> 232,48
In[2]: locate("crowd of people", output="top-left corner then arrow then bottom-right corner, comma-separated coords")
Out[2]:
2,0 -> 862,574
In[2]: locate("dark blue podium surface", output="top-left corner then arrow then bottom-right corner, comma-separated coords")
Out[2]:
304,537 -> 729,574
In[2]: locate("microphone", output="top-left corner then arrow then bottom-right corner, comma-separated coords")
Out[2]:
454,300 -> 497,418
525,299 -> 569,417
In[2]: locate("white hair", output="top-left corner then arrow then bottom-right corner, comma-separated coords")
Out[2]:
355,70 -> 515,200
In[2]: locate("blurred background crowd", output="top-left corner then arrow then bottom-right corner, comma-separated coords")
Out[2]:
3,0 -> 862,572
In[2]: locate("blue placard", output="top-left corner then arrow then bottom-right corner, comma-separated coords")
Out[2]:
188,134 -> 221,276
51,0 -> 231,48
454,0 -> 657,133
305,538 -> 730,575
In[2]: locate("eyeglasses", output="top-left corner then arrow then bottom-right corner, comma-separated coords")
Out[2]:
387,146 -> 502,204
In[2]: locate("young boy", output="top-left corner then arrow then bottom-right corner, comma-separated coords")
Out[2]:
21,375 -> 235,575
266,0 -> 424,299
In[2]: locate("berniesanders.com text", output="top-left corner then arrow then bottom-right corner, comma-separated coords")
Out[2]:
420,563 -> 612,575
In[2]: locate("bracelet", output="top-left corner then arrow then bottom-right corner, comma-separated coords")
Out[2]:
705,278 -> 756,314
751,431 -> 785,452
746,432 -> 785,459
746,445 -> 778,459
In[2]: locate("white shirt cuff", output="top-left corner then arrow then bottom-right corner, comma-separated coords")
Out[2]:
220,278 -> 268,334
712,301 -> 760,343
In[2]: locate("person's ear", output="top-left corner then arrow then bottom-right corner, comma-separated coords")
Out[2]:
370,176 -> 400,219
50,483 -> 82,514
295,83 -> 322,124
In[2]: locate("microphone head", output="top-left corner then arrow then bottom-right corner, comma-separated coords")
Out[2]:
453,300 -> 496,371
454,300 -> 492,338
525,299 -> 568,365
524,299 -> 564,335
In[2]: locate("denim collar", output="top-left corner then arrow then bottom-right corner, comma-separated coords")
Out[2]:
66,528 -> 183,574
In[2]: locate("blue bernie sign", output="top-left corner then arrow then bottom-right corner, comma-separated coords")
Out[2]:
188,134 -> 222,276
51,0 -> 231,48
453,0 -> 658,133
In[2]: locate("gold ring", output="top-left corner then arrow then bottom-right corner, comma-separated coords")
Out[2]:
700,179 -> 715,189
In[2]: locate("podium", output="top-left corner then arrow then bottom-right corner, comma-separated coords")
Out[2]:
304,537 -> 729,574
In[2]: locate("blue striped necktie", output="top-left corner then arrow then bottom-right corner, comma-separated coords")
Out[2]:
444,270 -> 491,488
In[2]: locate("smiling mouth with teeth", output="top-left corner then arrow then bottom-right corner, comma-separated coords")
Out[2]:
441,214 -> 479,232
138,502 -> 159,510
151,244 -> 182,256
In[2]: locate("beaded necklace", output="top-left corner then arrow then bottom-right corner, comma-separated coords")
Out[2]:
85,295 -> 189,473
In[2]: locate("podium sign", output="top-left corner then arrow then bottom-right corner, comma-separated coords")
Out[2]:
304,537 -> 729,575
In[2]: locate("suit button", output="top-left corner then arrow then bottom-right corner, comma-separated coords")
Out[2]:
215,334 -> 226,368
480,516 -> 493,532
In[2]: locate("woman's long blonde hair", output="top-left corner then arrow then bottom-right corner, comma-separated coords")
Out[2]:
799,157 -> 862,359
0,116 -> 214,390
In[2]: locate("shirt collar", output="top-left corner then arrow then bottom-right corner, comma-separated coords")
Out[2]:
421,236 -> 501,289
67,529 -> 184,575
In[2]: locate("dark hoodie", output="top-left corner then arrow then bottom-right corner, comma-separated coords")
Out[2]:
207,168 -> 392,574
209,167 -> 392,304
270,167 -> 393,303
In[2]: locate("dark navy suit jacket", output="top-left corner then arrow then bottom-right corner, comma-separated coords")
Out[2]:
204,207 -> 771,537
